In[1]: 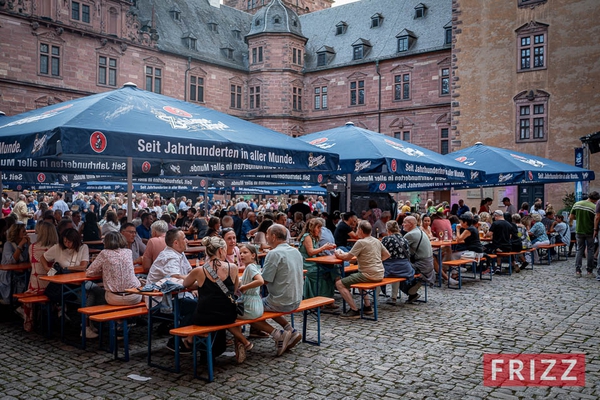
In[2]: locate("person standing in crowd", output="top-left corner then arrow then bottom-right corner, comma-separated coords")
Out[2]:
502,197 -> 517,215
457,199 -> 470,217
289,194 -> 312,219
52,192 -> 69,214
570,191 -> 599,277
13,194 -> 31,225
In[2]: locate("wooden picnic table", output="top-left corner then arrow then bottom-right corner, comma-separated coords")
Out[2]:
0,262 -> 32,272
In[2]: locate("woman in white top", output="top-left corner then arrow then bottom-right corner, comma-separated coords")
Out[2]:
41,228 -> 90,272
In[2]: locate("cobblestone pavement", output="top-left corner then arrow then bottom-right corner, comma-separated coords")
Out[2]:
1,257 -> 599,399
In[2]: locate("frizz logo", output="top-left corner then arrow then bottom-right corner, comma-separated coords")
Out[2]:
163,106 -> 192,118
37,173 -> 46,183
483,354 -> 585,387
90,131 -> 107,153
142,161 -> 151,173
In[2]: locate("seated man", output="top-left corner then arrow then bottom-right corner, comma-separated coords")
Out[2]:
402,216 -> 436,285
250,224 -> 304,356
484,210 -> 517,272
333,211 -> 358,250
120,223 -> 146,264
334,221 -> 390,319
147,229 -> 197,351
142,220 -> 169,272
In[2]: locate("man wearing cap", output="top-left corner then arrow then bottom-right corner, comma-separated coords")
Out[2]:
502,197 -> 517,215
484,211 -> 516,269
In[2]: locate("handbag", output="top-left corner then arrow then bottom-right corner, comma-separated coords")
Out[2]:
204,263 -> 244,316
44,262 -> 66,304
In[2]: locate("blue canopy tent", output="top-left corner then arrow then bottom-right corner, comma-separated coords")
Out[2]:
297,123 -> 485,208
0,84 -> 338,216
447,142 -> 595,187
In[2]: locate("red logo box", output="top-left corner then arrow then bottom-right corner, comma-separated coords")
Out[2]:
483,354 -> 585,387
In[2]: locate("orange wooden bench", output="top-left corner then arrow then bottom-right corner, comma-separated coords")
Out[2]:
16,294 -> 51,336
89,307 -> 148,361
534,243 -> 567,264
349,277 -> 407,321
170,296 -> 334,381
78,302 -> 146,349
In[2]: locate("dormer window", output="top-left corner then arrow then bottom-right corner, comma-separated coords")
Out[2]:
444,21 -> 452,45
273,14 -> 281,24
414,3 -> 427,18
336,22 -> 348,35
182,33 -> 197,50
396,29 -> 416,52
232,29 -> 241,40
352,39 -> 372,61
316,46 -> 335,67
371,13 -> 383,28
292,18 -> 298,27
169,6 -> 181,21
208,22 -> 218,33
221,47 -> 234,60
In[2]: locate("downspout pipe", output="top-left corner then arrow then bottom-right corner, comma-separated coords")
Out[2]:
184,57 -> 192,101
376,60 -> 381,133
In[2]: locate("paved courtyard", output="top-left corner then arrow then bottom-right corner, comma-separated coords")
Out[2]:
1,257 -> 599,399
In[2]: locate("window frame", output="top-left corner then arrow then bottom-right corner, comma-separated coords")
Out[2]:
394,73 -> 411,101
439,127 -> 449,155
517,24 -> 547,73
189,75 -> 205,103
350,80 -> 365,106
353,45 -> 364,60
39,42 -> 62,78
514,91 -> 549,143
98,55 -> 118,87
145,66 -> 162,94
314,86 -> 328,110
249,86 -> 261,109
440,67 -> 450,96
293,86 -> 302,111
71,1 -> 91,23
230,85 -> 242,109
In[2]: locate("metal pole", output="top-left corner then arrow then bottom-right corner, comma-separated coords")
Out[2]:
345,173 -> 352,212
127,157 -> 133,222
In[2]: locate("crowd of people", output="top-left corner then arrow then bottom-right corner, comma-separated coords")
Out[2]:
2,188 -> 599,364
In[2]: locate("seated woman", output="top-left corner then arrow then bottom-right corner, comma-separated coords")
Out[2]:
289,212 -> 305,238
80,211 -> 102,249
205,216 -> 221,237
253,219 -> 274,250
41,228 -> 90,314
420,214 -> 435,240
382,220 -> 421,305
451,214 -> 484,260
299,218 -> 337,301
0,223 -> 31,304
83,231 -> 142,338
528,213 -> 549,263
182,236 -> 252,363
222,228 -> 245,269
101,210 -> 120,236
22,221 -> 58,331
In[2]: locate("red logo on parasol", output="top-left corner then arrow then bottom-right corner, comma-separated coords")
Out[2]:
90,131 -> 107,153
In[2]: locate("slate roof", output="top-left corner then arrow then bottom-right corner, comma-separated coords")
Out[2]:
133,0 -> 254,70
247,0 -> 305,39
300,0 -> 451,71
132,0 -> 450,72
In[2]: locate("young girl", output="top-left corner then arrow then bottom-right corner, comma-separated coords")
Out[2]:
238,244 -> 264,321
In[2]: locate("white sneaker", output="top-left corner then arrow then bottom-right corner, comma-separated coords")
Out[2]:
81,326 -> 99,339
448,278 -> 459,286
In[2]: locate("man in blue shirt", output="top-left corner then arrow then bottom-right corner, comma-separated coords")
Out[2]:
241,211 -> 258,242
136,212 -> 153,244
457,199 -> 470,217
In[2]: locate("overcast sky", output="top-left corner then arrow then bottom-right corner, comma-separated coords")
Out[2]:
332,0 -> 360,6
